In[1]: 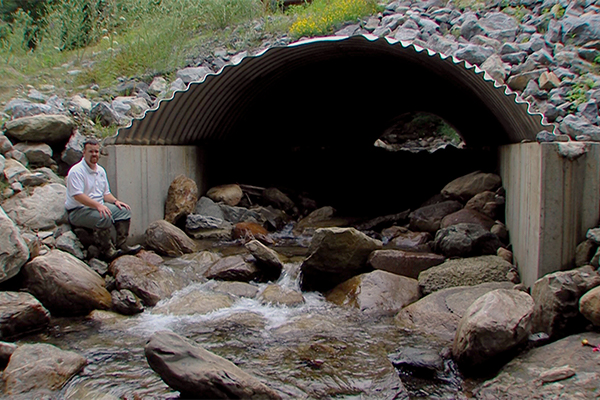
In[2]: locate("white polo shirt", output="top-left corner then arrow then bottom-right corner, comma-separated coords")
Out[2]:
65,158 -> 111,211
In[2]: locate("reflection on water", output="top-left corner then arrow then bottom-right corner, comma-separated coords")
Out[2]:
14,260 -> 467,399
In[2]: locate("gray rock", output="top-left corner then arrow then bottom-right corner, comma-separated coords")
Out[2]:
21,249 -> 111,316
454,44 -> 495,65
559,114 -> 600,139
1,158 -> 27,183
55,230 -> 85,260
3,99 -> 55,118
169,78 -> 186,91
208,280 -> 259,298
90,101 -> 121,127
1,183 -> 68,230
327,269 -> 419,316
148,77 -> 168,96
418,255 -> 516,296
300,227 -> 382,292
474,332 -> 600,399
176,66 -> 212,84
206,255 -> 260,282
531,265 -> 600,339
244,239 -> 283,281
561,14 -> 600,45
0,291 -> 50,340
19,172 -> 49,188
61,130 -> 86,166
145,330 -> 281,399
109,255 -> 185,307
0,207 -> 29,283
507,69 -> 546,91
578,100 -> 599,124
68,95 -> 92,114
395,28 -> 420,42
452,289 -> 534,368
195,195 -> 225,219
3,343 -> 87,396
478,12 -> 518,42
111,289 -> 144,315
4,114 -> 74,144
13,142 -> 54,168
434,223 -> 502,258
409,200 -> 463,233
145,220 -> 197,257
219,204 -> 264,225
185,214 -> 232,240
395,281 -> 515,343
481,54 -> 510,82
5,148 -> 28,167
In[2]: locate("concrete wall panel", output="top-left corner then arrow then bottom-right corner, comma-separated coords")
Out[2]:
101,145 -> 206,242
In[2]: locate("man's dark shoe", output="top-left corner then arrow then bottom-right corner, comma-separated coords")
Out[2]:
115,219 -> 142,255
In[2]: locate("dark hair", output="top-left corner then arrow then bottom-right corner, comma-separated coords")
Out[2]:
83,137 -> 100,149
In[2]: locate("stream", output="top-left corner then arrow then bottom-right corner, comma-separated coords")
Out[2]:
14,242 -> 472,399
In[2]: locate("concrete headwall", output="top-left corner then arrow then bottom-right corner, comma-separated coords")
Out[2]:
100,145 -> 206,243
500,142 -> 600,288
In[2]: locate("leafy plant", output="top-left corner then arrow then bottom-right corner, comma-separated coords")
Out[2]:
288,0 -> 378,38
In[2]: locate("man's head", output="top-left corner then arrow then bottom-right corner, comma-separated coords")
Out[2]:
83,138 -> 101,168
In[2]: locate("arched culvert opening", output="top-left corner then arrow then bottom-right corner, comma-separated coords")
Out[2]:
111,34 -> 549,218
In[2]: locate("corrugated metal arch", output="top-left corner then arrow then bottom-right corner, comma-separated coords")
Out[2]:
111,35 -> 550,147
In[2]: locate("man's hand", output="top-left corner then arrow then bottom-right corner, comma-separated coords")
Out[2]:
96,203 -> 112,218
114,200 -> 131,210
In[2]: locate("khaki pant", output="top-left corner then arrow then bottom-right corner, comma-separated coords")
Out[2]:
68,204 -> 131,229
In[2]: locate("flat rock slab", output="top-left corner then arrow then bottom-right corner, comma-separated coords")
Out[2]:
474,332 -> 600,399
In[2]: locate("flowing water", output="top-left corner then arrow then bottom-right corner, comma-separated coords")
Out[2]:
14,247 -> 470,399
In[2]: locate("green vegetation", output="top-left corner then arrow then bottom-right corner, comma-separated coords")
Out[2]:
288,0 -> 378,38
567,78 -> 596,109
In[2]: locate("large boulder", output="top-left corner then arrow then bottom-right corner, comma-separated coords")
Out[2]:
367,249 -> 445,279
408,200 -> 463,233
433,223 -> 503,258
0,207 -> 29,283
3,114 -> 74,143
206,184 -> 243,206
205,255 -> 260,282
145,220 -> 197,257
300,227 -> 382,292
3,343 -> 87,396
21,249 -> 111,316
13,142 -> 55,168
395,282 -> 515,344
418,255 -> 516,296
452,289 -> 534,369
580,285 -> 600,326
2,183 -> 67,230
474,332 -> 600,399
531,265 -> 600,340
326,270 -> 419,316
109,255 -> 185,306
145,330 -> 281,399
0,292 -> 50,340
441,171 -> 502,202
164,174 -> 198,225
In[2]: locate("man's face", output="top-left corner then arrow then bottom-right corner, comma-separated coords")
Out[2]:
83,143 -> 100,167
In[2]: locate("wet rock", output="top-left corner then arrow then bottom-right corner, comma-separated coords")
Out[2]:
206,184 -> 243,206
165,251 -> 221,282
440,208 -> 496,231
383,226 -> 432,252
109,255 -> 184,307
434,223 -> 503,258
111,289 -> 144,315
153,289 -> 235,315
367,249 -> 445,279
3,114 -> 74,143
474,332 -> 600,399
21,249 -> 111,316
0,207 -> 29,283
395,282 -> 515,344
408,200 -> 463,233
300,227 -> 382,292
441,171 -> 502,202
1,183 -> 68,230
0,292 -> 50,340
531,265 -> 600,340
145,220 -> 197,257
208,280 -> 259,298
135,249 -> 164,266
13,142 -> 54,168
326,270 -> 419,316
418,255 -> 516,296
244,239 -> 283,281
145,330 -> 281,399
579,286 -> 600,326
3,343 -> 87,396
258,284 -> 304,306
206,254 -> 260,282
164,174 -> 198,225
452,289 -> 534,369
185,214 -> 232,240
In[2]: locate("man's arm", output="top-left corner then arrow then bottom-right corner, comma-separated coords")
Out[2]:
104,193 -> 131,210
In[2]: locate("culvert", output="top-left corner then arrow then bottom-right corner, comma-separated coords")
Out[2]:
110,34 -> 549,216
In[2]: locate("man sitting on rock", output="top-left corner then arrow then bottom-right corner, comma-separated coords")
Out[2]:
65,137 -> 140,259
